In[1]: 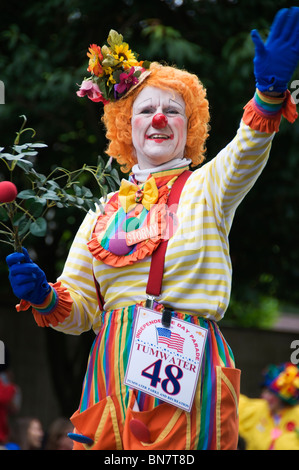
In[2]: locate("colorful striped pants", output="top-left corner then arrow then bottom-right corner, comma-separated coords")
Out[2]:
70,303 -> 240,450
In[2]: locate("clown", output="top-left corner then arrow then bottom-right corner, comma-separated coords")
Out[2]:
239,363 -> 299,450
5,9 -> 299,450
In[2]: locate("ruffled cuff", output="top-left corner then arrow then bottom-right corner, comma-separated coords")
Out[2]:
16,281 -> 73,327
243,89 -> 298,133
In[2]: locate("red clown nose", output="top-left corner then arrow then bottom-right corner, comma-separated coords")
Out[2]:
152,113 -> 168,129
0,181 -> 18,203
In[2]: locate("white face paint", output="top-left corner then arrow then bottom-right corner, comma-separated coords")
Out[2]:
131,86 -> 187,169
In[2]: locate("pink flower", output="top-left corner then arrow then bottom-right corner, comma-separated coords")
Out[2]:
114,67 -> 139,96
76,80 -> 109,104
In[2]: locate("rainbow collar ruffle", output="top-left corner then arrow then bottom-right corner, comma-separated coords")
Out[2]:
87,166 -> 189,267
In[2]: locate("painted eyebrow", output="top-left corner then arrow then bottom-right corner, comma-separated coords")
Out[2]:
134,98 -> 152,111
134,98 -> 184,111
169,99 -> 184,109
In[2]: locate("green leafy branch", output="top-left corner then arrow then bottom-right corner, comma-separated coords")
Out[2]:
0,116 -> 121,252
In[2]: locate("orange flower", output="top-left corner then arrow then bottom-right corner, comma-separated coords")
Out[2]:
87,44 -> 103,77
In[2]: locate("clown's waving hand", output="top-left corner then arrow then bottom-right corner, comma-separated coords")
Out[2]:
251,7 -> 299,93
5,8 -> 299,451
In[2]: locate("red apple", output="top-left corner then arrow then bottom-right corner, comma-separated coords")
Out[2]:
0,181 -> 18,203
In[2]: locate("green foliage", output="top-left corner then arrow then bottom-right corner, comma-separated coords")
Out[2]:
0,116 -> 120,251
224,291 -> 280,329
141,23 -> 203,65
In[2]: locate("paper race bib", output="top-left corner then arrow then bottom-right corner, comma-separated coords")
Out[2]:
124,306 -> 207,412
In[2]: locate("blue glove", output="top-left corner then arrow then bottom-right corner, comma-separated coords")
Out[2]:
251,7 -> 299,93
6,248 -> 51,304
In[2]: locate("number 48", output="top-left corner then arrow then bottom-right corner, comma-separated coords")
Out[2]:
141,359 -> 183,396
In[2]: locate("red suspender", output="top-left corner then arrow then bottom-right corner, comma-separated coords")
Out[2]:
146,170 -> 192,300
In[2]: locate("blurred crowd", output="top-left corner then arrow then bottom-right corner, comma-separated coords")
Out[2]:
1,345 -> 299,450
0,416 -> 73,451
0,347 -> 73,450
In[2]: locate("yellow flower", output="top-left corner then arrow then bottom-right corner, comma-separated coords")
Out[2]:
108,74 -> 116,85
113,43 -> 138,69
101,66 -> 116,85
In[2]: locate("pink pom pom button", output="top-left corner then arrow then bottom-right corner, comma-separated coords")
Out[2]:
129,419 -> 151,443
108,231 -> 131,256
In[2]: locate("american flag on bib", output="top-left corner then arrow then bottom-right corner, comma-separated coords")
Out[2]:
156,327 -> 185,353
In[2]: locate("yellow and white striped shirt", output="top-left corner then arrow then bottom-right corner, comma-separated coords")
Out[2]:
55,120 -> 274,335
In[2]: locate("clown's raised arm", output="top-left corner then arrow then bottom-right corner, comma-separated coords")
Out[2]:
204,6 -> 299,225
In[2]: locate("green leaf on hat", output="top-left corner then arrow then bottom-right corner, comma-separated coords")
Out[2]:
107,30 -> 123,48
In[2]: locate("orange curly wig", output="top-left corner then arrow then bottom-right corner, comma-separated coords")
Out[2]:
102,62 -> 210,172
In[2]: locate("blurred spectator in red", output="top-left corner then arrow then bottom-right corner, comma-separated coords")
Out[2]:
0,347 -> 21,447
